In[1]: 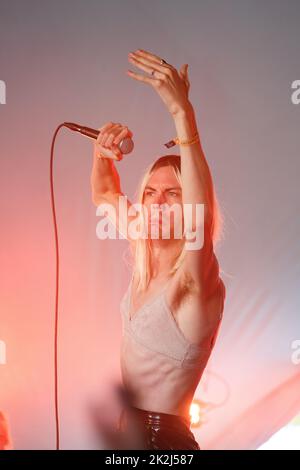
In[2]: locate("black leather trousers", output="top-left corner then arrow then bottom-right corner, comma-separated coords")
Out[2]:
117,406 -> 201,450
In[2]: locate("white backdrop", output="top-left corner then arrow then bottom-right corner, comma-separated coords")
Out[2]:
0,0 -> 300,449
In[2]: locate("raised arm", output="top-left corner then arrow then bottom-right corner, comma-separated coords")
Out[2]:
90,121 -> 138,245
125,48 -> 224,299
172,102 -> 220,298
172,103 -> 214,234
91,153 -> 121,204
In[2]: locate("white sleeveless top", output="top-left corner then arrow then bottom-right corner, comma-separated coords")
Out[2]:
119,275 -> 223,419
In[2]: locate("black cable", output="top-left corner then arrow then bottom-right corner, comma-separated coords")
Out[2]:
49,123 -> 66,450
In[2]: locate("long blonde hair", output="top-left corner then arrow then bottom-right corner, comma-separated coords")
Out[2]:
125,155 -> 224,293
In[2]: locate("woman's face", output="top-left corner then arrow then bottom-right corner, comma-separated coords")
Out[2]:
143,166 -> 183,239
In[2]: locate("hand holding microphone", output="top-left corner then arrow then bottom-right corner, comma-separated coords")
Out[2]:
63,121 -> 134,162
94,121 -> 133,161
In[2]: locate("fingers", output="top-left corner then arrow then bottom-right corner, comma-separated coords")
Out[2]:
96,122 -> 115,145
94,121 -> 133,162
96,122 -> 133,149
113,127 -> 130,146
110,126 -> 133,149
110,126 -> 132,161
129,51 -> 174,78
104,124 -> 125,148
98,123 -> 120,147
132,50 -> 173,69
127,69 -> 160,86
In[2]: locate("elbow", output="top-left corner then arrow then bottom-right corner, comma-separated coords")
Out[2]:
91,191 -> 106,207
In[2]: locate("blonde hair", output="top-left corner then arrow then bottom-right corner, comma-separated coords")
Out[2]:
125,155 -> 224,293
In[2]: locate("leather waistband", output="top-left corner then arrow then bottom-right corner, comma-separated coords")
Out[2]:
127,406 -> 191,428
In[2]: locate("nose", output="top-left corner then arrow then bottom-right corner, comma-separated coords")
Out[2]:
156,192 -> 167,205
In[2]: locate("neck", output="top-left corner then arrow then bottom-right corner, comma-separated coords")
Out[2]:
149,238 -> 183,278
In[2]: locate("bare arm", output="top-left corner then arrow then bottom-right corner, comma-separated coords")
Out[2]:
172,102 -> 219,296
172,102 -> 214,232
90,121 -> 137,244
90,121 -> 128,203
91,155 -> 121,204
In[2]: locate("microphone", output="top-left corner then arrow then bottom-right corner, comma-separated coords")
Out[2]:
63,122 -> 134,155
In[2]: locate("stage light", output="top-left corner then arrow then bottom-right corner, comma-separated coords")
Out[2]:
189,399 -> 203,427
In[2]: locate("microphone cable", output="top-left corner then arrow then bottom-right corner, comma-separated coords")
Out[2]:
49,121 -> 134,449
49,123 -> 66,450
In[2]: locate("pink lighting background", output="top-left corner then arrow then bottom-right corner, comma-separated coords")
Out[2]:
0,0 -> 300,449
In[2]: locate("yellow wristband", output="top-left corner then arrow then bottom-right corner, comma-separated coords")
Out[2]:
164,132 -> 199,148
174,133 -> 199,146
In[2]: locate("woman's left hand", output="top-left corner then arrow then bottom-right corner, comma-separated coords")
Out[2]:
126,49 -> 191,116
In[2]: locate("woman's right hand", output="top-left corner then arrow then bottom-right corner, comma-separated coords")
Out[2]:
94,121 -> 133,161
